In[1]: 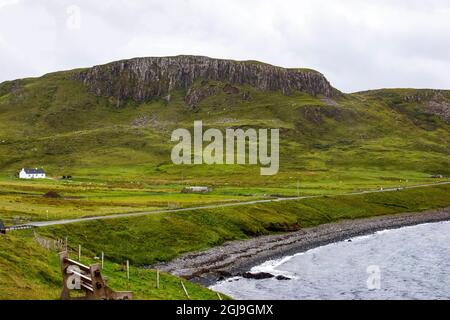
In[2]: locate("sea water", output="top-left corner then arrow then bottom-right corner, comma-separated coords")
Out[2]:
211,221 -> 450,300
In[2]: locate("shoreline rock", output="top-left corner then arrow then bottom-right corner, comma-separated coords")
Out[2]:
242,272 -> 275,280
153,207 -> 450,287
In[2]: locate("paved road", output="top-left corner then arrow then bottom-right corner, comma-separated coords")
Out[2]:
8,181 -> 450,230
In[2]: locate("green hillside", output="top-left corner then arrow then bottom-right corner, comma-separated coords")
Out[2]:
0,65 -> 449,188
0,229 -> 226,300
40,184 -> 450,266
0,59 -> 449,224
0,57 -> 449,300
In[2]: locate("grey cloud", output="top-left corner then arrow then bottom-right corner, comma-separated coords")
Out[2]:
0,0 -> 449,92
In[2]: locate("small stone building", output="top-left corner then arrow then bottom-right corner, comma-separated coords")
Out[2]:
181,186 -> 212,194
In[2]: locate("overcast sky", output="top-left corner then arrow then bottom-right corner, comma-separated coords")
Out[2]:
1,0 -> 449,92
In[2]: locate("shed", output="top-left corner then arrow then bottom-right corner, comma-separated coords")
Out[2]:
181,186 -> 212,194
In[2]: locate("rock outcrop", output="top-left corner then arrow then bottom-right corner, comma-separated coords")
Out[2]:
184,84 -> 220,109
404,90 -> 450,123
76,55 -> 341,103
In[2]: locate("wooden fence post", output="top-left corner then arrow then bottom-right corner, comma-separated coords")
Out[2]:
181,281 -> 190,300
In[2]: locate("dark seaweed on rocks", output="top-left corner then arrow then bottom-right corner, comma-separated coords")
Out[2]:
242,272 -> 275,280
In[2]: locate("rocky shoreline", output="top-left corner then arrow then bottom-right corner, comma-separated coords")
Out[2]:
154,207 -> 450,286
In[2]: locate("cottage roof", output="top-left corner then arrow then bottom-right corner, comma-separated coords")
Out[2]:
23,168 -> 45,174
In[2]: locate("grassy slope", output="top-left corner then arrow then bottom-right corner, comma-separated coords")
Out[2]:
0,230 -> 225,300
0,232 -> 60,299
0,66 -> 449,299
40,184 -> 450,266
0,71 -> 449,223
0,72 -> 449,186
1,185 -> 448,299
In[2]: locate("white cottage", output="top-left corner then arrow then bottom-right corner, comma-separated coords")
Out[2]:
19,168 -> 46,179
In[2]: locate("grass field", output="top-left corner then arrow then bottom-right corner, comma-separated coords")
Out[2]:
0,230 -> 227,300
1,175 -> 447,225
39,184 -> 450,266
2,184 -> 448,300
0,178 -> 264,224
1,70 -> 449,227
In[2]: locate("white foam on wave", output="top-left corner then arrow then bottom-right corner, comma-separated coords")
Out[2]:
212,220 -> 450,300
250,254 -> 300,279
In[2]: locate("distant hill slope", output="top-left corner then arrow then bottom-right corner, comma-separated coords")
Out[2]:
0,56 -> 449,185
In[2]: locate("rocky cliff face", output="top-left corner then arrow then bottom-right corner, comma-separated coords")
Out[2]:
76,55 -> 341,103
404,90 -> 450,123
